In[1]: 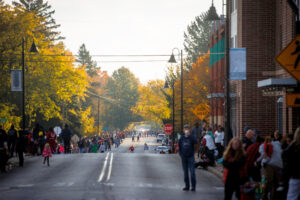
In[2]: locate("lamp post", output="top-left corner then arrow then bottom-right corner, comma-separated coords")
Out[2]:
168,48 -> 183,134
22,38 -> 39,131
164,80 -> 175,152
206,0 -> 232,145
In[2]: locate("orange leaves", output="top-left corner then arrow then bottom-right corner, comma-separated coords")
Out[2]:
173,53 -> 210,126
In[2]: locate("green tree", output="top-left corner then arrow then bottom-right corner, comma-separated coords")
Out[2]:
13,0 -> 64,41
104,67 -> 141,130
76,44 -> 98,76
183,12 -> 211,69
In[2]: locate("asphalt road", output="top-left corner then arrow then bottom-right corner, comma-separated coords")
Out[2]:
0,137 -> 224,200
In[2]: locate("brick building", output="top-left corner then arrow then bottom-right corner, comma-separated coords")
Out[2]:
209,18 -> 226,127
210,0 -> 298,136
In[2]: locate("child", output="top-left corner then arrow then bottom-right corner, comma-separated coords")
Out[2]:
42,143 -> 52,166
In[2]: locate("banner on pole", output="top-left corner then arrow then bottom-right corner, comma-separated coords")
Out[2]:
11,70 -> 22,92
230,48 -> 247,80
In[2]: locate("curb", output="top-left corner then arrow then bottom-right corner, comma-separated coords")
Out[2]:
207,166 -> 223,180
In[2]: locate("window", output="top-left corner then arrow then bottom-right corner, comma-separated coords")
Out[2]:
231,0 -> 237,13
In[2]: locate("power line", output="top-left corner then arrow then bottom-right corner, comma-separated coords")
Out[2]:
0,59 -> 168,63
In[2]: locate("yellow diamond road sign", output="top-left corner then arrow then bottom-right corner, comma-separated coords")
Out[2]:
276,35 -> 300,81
192,104 -> 210,120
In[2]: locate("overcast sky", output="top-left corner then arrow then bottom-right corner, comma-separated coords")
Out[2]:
5,0 -> 222,84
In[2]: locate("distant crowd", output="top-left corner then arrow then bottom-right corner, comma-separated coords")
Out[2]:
0,123 -> 127,171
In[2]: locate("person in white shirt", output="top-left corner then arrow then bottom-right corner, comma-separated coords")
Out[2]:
214,126 -> 224,159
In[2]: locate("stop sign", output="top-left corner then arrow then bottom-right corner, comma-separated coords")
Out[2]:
164,124 -> 173,135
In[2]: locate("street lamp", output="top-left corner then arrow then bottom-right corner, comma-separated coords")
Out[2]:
206,0 -> 232,145
22,38 -> 39,131
164,80 -> 175,153
168,48 -> 183,135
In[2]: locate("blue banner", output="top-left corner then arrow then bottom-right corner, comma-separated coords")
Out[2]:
230,48 -> 246,80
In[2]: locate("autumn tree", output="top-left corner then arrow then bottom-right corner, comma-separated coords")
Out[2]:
13,0 -> 64,41
184,12 -> 211,69
103,67 -> 141,130
132,80 -> 171,126
170,54 -> 210,131
0,4 -> 89,132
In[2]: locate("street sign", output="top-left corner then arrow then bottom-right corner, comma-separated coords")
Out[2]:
54,126 -> 62,136
164,124 -> 173,135
192,103 -> 210,120
286,93 -> 300,107
276,35 -> 300,82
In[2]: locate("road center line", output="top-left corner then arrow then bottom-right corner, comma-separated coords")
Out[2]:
106,153 -> 114,181
98,153 -> 110,182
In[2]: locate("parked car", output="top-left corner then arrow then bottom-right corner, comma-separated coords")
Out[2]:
154,146 -> 169,154
157,134 -> 165,143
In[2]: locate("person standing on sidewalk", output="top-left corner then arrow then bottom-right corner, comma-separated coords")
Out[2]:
0,125 -> 8,172
223,137 -> 247,200
179,124 -> 197,192
214,126 -> 224,159
7,124 -> 17,158
282,127 -> 300,200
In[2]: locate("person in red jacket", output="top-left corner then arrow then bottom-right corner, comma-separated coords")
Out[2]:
129,145 -> 134,153
46,127 -> 56,153
223,137 -> 247,200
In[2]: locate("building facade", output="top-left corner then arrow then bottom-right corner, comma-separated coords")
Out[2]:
209,0 -> 298,136
229,0 -> 298,136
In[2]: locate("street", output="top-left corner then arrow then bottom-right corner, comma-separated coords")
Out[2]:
0,137 -> 224,200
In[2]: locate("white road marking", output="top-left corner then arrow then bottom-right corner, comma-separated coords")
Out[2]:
98,152 -> 110,182
215,186 -> 224,190
17,184 -> 34,188
106,153 -> 114,181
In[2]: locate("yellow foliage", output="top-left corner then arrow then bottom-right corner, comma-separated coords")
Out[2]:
173,54 -> 210,128
132,80 -> 171,126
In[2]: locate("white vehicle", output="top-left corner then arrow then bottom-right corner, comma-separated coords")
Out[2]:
155,146 -> 169,154
157,134 -> 165,143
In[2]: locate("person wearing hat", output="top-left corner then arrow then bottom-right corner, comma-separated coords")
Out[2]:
179,124 -> 197,191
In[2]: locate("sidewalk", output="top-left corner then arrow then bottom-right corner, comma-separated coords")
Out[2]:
207,163 -> 223,179
195,155 -> 223,180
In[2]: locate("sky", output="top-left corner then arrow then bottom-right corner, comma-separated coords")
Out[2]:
5,0 -> 222,84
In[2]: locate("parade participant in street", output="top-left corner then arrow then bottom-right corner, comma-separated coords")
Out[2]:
46,127 -> 56,153
132,135 -> 135,142
7,124 -> 17,158
242,129 -> 255,151
144,143 -> 149,150
223,137 -> 247,200
129,145 -> 134,153
42,143 -> 52,166
61,124 -> 72,154
179,124 -> 197,192
282,127 -> 300,200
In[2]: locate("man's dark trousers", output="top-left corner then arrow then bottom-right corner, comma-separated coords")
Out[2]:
181,156 -> 196,189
